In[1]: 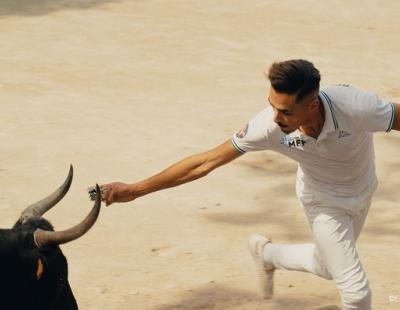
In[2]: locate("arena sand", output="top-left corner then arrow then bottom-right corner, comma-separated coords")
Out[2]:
0,1 -> 399,309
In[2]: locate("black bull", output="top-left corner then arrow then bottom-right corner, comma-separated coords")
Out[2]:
0,166 -> 101,310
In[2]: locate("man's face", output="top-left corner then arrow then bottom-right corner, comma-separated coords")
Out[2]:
268,85 -> 315,134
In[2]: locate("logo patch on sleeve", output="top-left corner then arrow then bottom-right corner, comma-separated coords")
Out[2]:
236,123 -> 249,139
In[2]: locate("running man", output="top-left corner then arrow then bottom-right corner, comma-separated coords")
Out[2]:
99,59 -> 399,310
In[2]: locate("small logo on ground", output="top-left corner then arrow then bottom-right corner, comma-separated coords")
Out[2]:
389,295 -> 400,303
236,123 -> 249,139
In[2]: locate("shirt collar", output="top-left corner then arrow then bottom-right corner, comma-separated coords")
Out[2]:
317,90 -> 339,140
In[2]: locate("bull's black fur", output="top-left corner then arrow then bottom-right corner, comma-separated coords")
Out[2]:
0,217 -> 78,310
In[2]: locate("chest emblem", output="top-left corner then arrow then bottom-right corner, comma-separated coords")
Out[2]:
338,130 -> 351,138
280,135 -> 306,148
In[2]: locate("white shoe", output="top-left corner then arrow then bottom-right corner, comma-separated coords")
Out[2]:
248,233 -> 275,299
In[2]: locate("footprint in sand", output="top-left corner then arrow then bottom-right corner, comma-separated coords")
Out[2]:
150,246 -> 192,258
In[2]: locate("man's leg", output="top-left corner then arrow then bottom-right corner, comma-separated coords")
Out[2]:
307,207 -> 371,309
263,197 -> 371,276
259,195 -> 372,309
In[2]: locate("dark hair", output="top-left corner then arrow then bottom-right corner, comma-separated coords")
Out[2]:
267,59 -> 321,102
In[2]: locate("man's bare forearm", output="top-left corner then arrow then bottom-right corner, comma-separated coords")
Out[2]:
130,152 -> 211,198
99,140 -> 241,205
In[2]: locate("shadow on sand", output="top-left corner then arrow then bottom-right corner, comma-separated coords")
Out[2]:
150,283 -> 338,310
0,0 -> 125,16
203,152 -> 311,241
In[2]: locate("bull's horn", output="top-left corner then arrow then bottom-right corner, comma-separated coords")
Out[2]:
33,184 -> 101,248
19,165 -> 73,224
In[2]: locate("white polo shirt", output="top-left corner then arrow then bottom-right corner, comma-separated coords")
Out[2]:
232,85 -> 396,198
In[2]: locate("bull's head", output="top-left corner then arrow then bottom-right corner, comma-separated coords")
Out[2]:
0,165 -> 101,310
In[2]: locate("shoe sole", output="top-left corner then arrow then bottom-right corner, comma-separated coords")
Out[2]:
248,233 -> 274,299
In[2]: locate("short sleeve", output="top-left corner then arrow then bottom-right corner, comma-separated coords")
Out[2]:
324,85 -> 396,133
231,107 -> 274,153
352,88 -> 396,132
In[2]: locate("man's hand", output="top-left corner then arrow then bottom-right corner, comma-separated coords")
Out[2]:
99,182 -> 135,206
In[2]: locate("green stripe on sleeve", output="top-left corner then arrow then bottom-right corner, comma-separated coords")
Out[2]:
231,138 -> 246,154
386,103 -> 396,132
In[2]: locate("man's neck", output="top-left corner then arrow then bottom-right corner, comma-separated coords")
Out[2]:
299,100 -> 325,139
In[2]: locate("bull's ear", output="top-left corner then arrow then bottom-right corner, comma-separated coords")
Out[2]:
36,258 -> 44,280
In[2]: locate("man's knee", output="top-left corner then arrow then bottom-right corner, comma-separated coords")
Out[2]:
312,249 -> 333,280
313,262 -> 332,280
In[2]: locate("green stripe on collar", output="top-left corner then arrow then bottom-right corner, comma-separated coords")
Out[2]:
320,91 -> 339,130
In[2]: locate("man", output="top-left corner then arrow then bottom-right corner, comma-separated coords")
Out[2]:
99,59 -> 399,310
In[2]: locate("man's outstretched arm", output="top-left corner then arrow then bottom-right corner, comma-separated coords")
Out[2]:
100,139 -> 242,206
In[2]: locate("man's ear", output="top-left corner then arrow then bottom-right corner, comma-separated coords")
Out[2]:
308,98 -> 320,112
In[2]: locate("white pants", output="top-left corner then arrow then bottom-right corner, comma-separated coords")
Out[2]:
263,182 -> 376,310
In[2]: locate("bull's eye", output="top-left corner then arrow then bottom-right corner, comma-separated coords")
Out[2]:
36,258 -> 44,280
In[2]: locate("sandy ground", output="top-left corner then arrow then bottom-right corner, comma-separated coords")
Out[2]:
0,1 -> 399,309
